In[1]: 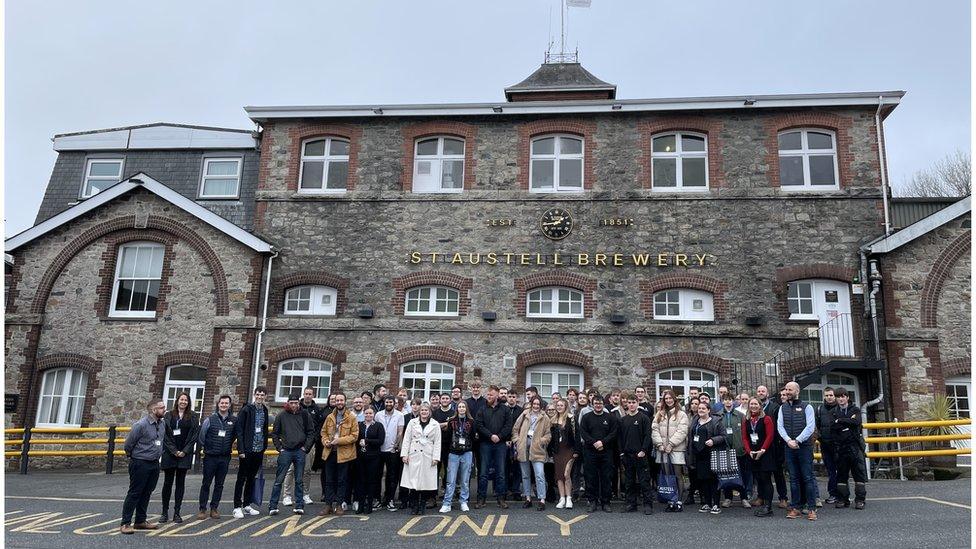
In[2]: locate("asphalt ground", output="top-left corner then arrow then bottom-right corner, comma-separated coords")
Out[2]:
3,471 -> 972,548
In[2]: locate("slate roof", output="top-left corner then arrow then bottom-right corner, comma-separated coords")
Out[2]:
505,62 -> 616,100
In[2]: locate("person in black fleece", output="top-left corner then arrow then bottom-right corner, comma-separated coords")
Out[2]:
268,394 -> 315,515
618,393 -> 653,514
579,395 -> 618,512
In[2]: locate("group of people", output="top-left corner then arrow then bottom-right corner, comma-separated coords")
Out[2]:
118,380 -> 868,533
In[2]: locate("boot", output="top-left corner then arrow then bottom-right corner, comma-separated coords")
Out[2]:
158,510 -> 169,524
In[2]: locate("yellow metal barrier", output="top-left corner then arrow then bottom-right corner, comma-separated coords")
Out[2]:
866,434 -> 971,444
864,419 -> 971,429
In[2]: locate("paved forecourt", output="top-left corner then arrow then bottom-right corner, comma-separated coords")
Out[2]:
3,473 -> 971,548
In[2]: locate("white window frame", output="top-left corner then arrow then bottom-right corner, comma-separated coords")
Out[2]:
163,364 -> 207,412
529,134 -> 585,193
777,128 -> 840,190
298,137 -> 350,194
652,289 -> 714,321
276,359 -> 332,403
82,158 -> 124,198
35,368 -> 89,428
526,286 -> 584,319
109,242 -> 165,319
405,286 -> 460,317
198,157 -> 243,199
526,364 -> 584,398
788,280 -> 818,321
655,367 -> 718,400
413,136 -> 465,194
399,361 -> 456,402
799,373 -> 859,407
284,285 -> 338,316
650,132 -> 709,191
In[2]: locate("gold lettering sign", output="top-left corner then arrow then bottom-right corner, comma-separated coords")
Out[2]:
408,252 -> 713,267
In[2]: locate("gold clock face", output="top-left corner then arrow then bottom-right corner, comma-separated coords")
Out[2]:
540,207 -> 573,240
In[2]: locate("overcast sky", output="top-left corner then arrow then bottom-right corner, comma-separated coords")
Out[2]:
5,0 -> 971,234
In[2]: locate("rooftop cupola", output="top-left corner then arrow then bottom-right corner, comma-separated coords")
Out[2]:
504,61 -> 616,102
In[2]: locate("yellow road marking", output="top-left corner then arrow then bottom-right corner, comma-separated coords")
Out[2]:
445,514 -> 494,536
491,515 -> 536,537
220,516 -> 273,537
546,514 -> 588,536
11,512 -> 102,533
398,516 -> 451,537
7,496 -> 123,503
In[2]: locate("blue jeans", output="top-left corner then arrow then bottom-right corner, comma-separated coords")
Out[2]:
820,441 -> 839,498
443,452 -> 472,506
477,441 -> 507,499
520,461 -> 546,501
785,444 -> 817,511
269,449 -> 305,510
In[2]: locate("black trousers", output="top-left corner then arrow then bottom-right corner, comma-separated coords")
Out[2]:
198,455 -> 230,510
698,477 -> 718,507
583,449 -> 612,504
122,459 -> 160,525
611,445 -> 621,498
356,453 -> 381,506
233,453 -> 264,508
621,454 -> 653,506
754,469 -> 773,508
160,467 -> 188,513
773,441 -> 788,500
346,456 -> 360,503
323,453 -> 350,505
380,451 -> 400,504
835,444 -> 868,502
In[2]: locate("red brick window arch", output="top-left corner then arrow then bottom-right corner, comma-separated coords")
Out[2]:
392,271 -> 472,316
401,122 -> 477,192
285,124 -> 362,192
640,273 -> 728,321
514,271 -> 597,318
638,116 -> 725,190
264,344 -> 347,403
271,272 -> 349,317
517,119 -> 596,191
640,352 -> 732,399
763,112 -> 856,189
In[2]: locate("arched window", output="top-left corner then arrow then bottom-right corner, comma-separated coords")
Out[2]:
527,287 -> 583,319
163,364 -> 207,412
400,361 -> 456,402
276,359 -> 332,403
530,135 -> 584,192
778,129 -> 839,189
651,132 -> 708,190
655,367 -> 718,401
36,368 -> 89,427
652,289 -> 714,321
110,242 -> 164,318
799,373 -> 859,407
284,285 -> 338,315
299,137 -> 349,193
405,286 -> 459,316
526,364 -> 584,398
413,137 -> 464,193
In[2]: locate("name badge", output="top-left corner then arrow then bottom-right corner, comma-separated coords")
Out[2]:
218,430 -> 227,437
172,429 -> 181,436
750,433 -> 759,444
154,440 -> 162,446
458,437 -> 466,445
255,426 -> 262,433
693,435 -> 700,443
527,430 -> 535,437
726,428 -> 733,435
795,407 -> 802,412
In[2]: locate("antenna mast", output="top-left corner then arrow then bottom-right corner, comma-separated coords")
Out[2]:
546,0 -> 578,64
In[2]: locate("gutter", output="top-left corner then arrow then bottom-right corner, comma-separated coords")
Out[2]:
251,250 -> 278,395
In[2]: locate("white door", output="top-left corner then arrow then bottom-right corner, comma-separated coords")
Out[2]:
946,376 -> 972,467
813,280 -> 854,357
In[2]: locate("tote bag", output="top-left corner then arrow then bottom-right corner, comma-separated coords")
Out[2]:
656,454 -> 680,504
251,466 -> 266,506
711,447 -> 744,491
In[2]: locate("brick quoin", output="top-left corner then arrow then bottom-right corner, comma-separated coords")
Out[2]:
264,344 -> 348,399
391,271 -> 473,316
93,230 -> 176,319
149,350 -> 213,405
270,271 -> 350,317
772,263 -> 856,321
637,116 -> 726,189
387,345 -> 465,389
920,230 -> 971,327
513,271 -> 598,318
514,348 -> 594,393
942,357 -> 971,380
639,352 -> 731,398
763,112 -> 861,189
400,121 -> 478,192
516,119 -> 597,190
27,353 -> 103,427
639,273 -> 729,321
282,123 -> 363,192
245,255 -> 266,318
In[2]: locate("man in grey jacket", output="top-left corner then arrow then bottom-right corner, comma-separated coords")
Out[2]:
268,393 -> 316,515
120,398 -> 167,534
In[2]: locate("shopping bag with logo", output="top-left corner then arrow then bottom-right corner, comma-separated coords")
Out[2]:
656,455 -> 680,504
711,447 -> 744,491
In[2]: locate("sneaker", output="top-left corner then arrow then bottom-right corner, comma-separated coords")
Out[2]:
786,509 -> 801,519
825,496 -> 838,504
439,505 -> 451,513
269,508 -> 279,516
232,508 -> 245,519
373,501 -> 382,510
565,497 -> 573,509
710,505 -> 721,515
303,495 -> 313,505
699,504 -> 710,513
340,502 -> 347,511
742,499 -> 752,508
244,506 -> 260,516
119,524 -> 134,535
675,502 -> 684,512
352,502 -> 359,512
283,496 -> 293,507
556,497 -> 566,509
158,512 -> 169,524
816,498 -> 823,508
721,498 -> 731,508
537,501 -> 546,511
173,513 -> 183,524
854,501 -> 865,510
836,500 -> 850,508
293,508 -> 304,515
807,510 -> 818,521
387,501 -> 398,512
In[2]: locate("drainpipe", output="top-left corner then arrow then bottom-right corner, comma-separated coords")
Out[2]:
862,259 -> 885,479
875,96 -> 892,235
251,250 -> 278,395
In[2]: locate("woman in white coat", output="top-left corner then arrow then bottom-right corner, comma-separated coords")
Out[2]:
400,402 -> 442,515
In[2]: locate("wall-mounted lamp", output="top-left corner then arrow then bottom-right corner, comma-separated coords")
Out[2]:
373,108 -> 384,115
492,106 -> 503,113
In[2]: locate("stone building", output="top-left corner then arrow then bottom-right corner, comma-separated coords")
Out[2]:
4,62 -> 968,433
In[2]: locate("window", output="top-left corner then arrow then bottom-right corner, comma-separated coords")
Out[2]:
199,158 -> 242,198
284,285 -> 338,316
787,281 -> 815,318
110,242 -> 164,318
527,365 -> 583,397
36,368 -> 89,427
651,132 -> 707,190
82,158 -> 124,198
163,364 -> 206,412
778,129 -> 839,189
276,359 -> 332,402
400,361 -> 455,402
413,137 -> 464,193
799,373 -> 859,407
652,289 -> 714,321
526,287 -> 584,319
655,368 -> 717,400
946,378 -> 971,420
530,135 -> 584,192
299,138 -> 349,193
405,286 -> 459,316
